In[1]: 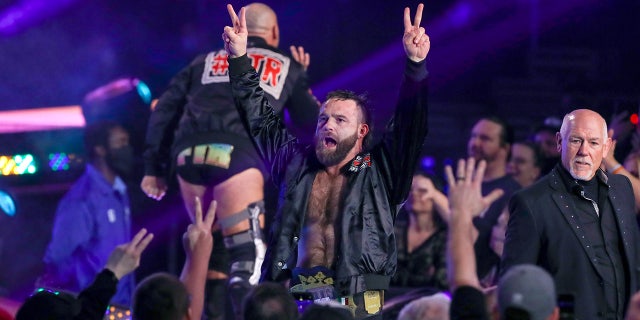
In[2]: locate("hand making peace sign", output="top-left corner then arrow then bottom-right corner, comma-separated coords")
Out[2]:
403,3 -> 430,62
183,197 -> 217,258
223,4 -> 248,59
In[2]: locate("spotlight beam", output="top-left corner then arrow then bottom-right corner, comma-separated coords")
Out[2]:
0,0 -> 80,36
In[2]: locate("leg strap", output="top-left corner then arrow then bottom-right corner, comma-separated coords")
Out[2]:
222,201 -> 266,286
218,200 -> 265,230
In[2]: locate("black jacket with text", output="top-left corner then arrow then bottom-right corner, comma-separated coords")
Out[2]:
228,53 -> 429,295
143,37 -> 318,177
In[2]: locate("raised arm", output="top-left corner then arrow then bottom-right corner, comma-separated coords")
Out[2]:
446,158 -> 504,290
290,46 -> 310,71
105,228 -> 154,279
223,4 -> 248,59
383,3 -> 432,204
286,45 -> 320,145
180,197 -> 216,320
77,229 -> 154,319
446,159 -> 503,320
225,4 -> 301,183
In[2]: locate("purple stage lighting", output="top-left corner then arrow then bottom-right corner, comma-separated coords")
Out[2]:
0,0 -> 79,36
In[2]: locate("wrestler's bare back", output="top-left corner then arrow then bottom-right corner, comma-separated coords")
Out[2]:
297,171 -> 346,268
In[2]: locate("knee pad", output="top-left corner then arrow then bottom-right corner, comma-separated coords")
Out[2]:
220,201 -> 266,286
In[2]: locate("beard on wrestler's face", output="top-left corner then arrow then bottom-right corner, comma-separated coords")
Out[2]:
314,130 -> 359,167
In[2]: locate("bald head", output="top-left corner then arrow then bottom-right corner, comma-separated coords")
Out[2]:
246,3 -> 279,47
558,109 -> 611,180
559,109 -> 608,141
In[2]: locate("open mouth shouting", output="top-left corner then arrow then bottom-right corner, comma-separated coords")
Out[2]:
323,136 -> 337,148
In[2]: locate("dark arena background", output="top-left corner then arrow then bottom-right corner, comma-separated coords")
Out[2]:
0,0 -> 639,314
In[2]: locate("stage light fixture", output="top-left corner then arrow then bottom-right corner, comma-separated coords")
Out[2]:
48,152 -> 79,172
421,156 -> 436,171
133,79 -> 152,105
84,77 -> 153,106
0,154 -> 37,176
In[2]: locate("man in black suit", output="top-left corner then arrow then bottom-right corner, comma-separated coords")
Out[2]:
501,109 -> 640,319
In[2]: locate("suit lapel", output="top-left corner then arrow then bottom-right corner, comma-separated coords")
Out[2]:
549,170 -> 608,280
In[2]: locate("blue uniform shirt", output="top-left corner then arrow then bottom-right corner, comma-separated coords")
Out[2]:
43,164 -> 133,306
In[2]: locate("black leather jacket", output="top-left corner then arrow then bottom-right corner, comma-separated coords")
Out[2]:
229,54 -> 429,296
143,37 -> 318,176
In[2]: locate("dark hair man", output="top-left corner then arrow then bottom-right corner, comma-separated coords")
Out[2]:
466,116 -> 520,281
224,3 -> 430,318
42,120 -> 136,305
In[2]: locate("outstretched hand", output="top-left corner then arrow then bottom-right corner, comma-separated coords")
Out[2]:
290,46 -> 310,71
105,228 -> 154,279
183,197 -> 217,259
445,158 -> 504,219
223,4 -> 248,58
403,3 -> 430,62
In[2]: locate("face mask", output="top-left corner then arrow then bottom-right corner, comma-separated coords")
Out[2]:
107,145 -> 134,178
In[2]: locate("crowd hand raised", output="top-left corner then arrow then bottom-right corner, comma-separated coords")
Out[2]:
290,46 -> 310,71
445,158 -> 504,219
403,3 -> 430,62
223,4 -> 248,59
140,175 -> 167,201
183,197 -> 216,258
105,228 -> 154,279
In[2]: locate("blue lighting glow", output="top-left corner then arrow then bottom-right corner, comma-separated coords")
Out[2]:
0,190 -> 16,217
421,156 -> 436,170
135,80 -> 152,105
49,153 -> 71,171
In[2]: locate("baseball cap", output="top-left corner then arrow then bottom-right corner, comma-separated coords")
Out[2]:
498,264 -> 556,320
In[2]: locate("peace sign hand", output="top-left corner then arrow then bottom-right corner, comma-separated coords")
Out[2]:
403,3 -> 430,62
105,228 -> 154,279
223,4 -> 248,58
183,197 -> 217,258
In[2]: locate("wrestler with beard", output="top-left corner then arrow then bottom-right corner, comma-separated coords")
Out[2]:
224,4 -> 430,318
300,95 -> 369,270
315,120 -> 360,167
